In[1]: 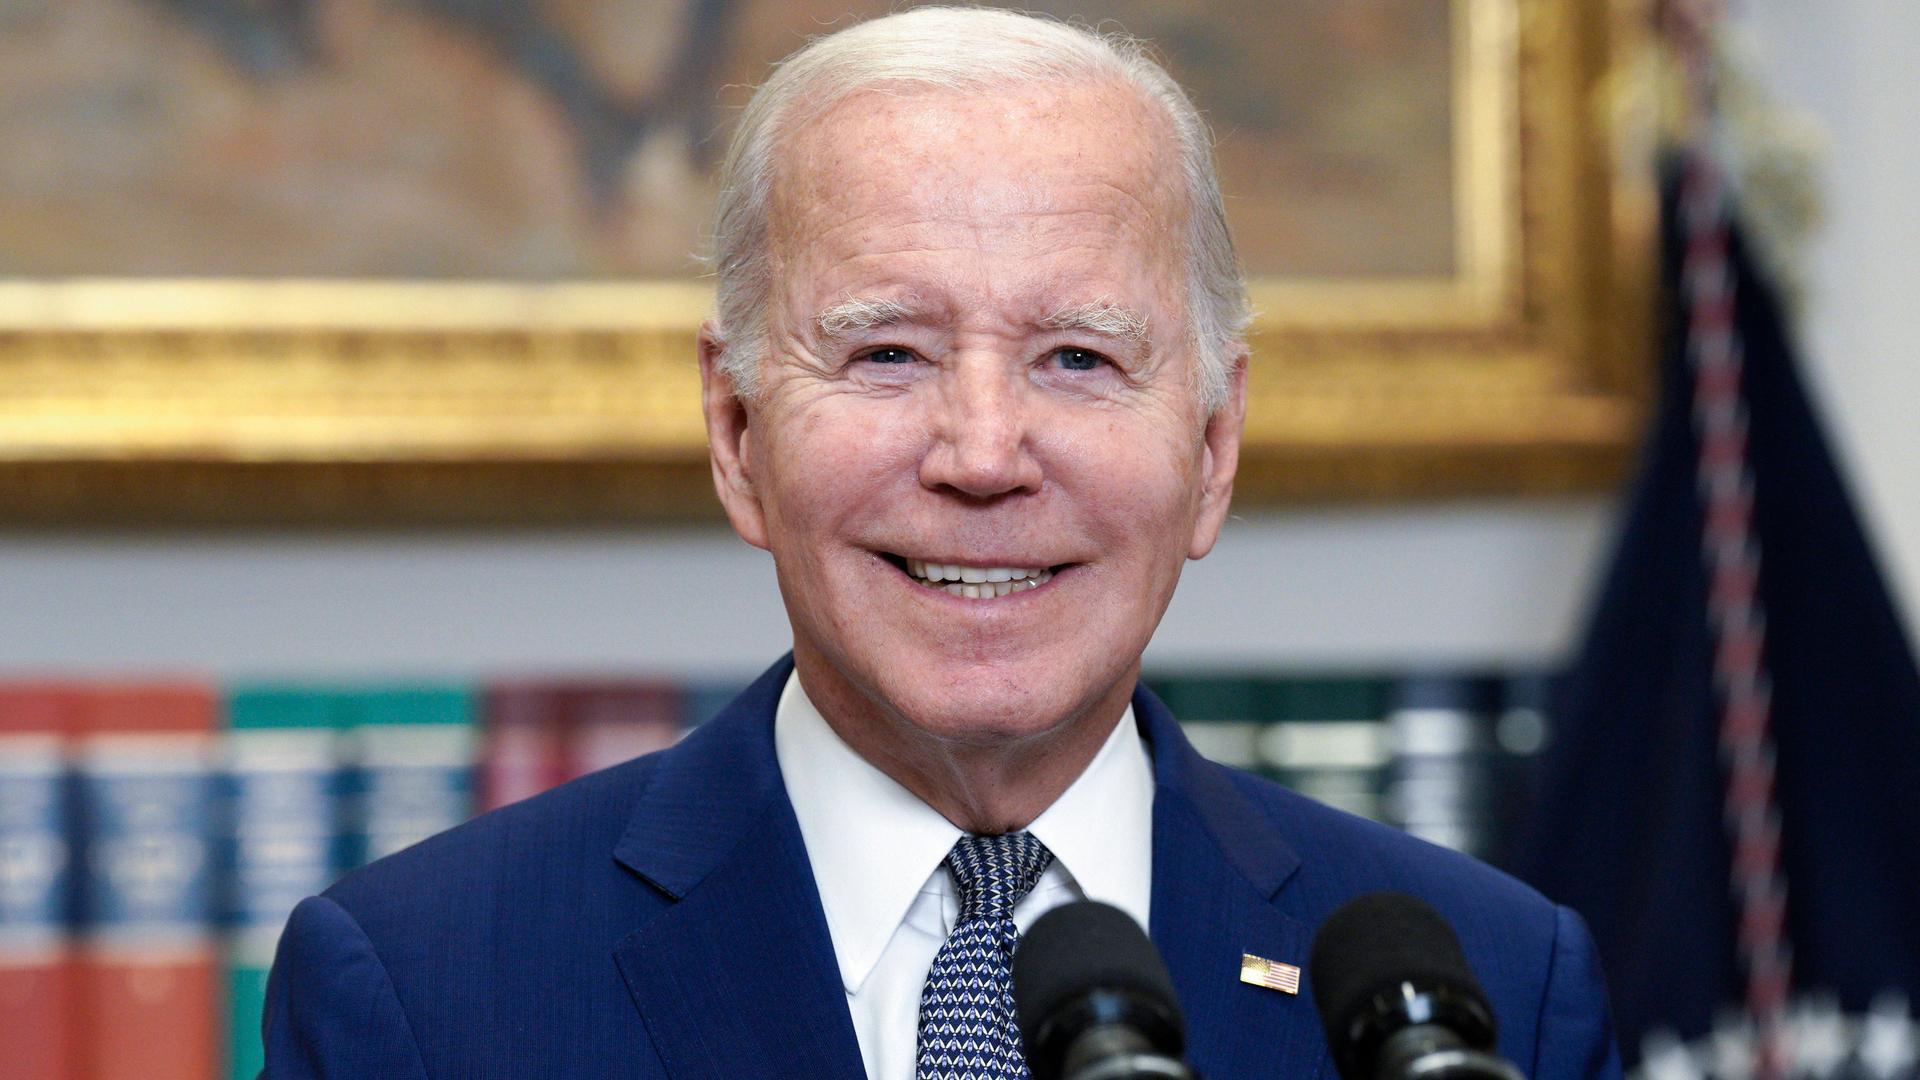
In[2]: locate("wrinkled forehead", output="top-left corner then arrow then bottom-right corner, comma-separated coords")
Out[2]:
764,80 -> 1189,275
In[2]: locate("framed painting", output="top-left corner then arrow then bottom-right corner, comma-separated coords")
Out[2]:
0,0 -> 1654,524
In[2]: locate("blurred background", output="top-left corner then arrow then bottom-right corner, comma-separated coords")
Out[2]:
2,2 -> 1917,1080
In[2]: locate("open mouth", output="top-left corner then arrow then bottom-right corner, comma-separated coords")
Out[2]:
881,554 -> 1061,599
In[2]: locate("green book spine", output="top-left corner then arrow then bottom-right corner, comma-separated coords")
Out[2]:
1384,673 -> 1504,857
1148,674 -> 1264,773
1258,675 -> 1392,822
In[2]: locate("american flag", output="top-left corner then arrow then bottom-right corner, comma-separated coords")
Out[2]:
1240,954 -> 1301,995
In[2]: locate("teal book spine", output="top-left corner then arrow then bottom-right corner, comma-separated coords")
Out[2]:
348,687 -> 477,867
222,686 -> 349,1080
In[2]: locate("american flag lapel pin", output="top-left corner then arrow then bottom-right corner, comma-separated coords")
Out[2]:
1239,953 -> 1301,995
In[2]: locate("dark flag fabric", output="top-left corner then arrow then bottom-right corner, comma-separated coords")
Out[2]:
1513,157 -> 1920,1080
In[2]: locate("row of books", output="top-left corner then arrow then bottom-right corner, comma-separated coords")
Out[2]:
1146,671 -> 1555,862
0,679 -> 739,1080
0,669 -> 1550,1080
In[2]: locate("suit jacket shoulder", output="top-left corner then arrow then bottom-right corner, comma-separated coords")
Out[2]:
1150,731 -> 1618,1080
271,751 -> 678,1079
1222,762 -> 1557,937
266,657 -> 866,1079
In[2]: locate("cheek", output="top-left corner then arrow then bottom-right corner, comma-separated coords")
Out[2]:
758,398 -> 928,540
1045,412 -> 1204,526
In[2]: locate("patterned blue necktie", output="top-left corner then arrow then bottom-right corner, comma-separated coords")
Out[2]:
915,831 -> 1055,1080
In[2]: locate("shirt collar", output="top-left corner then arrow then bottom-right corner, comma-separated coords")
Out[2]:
774,671 -> 1154,994
775,673 -> 959,994
1022,698 -> 1155,935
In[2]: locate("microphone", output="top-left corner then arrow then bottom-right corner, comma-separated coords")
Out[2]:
1014,900 -> 1198,1080
1307,892 -> 1527,1080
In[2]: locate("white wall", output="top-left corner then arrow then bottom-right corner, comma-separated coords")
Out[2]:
1739,0 -> 1920,633
0,0 -> 1913,680
0,502 -> 1615,680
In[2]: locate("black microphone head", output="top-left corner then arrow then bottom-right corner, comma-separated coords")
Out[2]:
1014,900 -> 1184,1080
1307,892 -> 1499,1080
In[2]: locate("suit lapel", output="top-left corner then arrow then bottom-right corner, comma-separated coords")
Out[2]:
610,657 -> 867,1079
1138,686 -> 1330,1080
607,665 -> 1330,1079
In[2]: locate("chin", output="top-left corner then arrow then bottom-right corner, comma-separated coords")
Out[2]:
870,656 -> 1121,748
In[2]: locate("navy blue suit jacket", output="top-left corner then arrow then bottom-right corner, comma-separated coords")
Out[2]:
264,657 -> 1621,1079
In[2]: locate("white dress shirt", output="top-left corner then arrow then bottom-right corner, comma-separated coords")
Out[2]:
774,672 -> 1156,1080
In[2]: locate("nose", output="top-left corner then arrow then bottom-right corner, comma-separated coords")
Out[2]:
918,357 -> 1044,499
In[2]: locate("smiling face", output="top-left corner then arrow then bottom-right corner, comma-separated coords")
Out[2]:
703,79 -> 1245,769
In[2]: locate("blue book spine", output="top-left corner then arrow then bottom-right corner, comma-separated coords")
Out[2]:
75,711 -> 220,1079
0,727 -> 69,964
0,719 -> 76,1080
77,731 -> 218,948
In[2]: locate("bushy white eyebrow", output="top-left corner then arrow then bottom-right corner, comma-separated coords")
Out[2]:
1037,300 -> 1150,348
813,296 -> 921,341
809,295 -> 1151,352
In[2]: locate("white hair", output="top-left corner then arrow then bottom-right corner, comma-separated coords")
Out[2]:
706,5 -> 1250,413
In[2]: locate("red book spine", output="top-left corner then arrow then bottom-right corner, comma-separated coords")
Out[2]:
73,684 -> 218,1080
480,683 -> 571,811
0,685 -> 79,1080
565,682 -> 684,779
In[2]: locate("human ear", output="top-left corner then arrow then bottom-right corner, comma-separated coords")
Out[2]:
700,322 -> 770,550
1188,351 -> 1247,560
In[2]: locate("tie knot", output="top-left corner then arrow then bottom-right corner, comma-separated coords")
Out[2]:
946,831 -> 1053,921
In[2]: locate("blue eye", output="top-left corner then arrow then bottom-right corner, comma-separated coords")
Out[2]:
862,347 -> 915,365
1053,348 -> 1106,372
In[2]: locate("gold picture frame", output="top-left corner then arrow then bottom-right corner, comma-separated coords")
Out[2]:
0,0 -> 1653,525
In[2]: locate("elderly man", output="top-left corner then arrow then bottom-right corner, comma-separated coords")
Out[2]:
263,8 -> 1620,1080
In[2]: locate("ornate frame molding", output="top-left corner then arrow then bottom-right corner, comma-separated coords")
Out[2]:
0,0 -> 1653,525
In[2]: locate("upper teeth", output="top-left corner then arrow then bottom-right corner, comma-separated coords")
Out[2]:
906,559 -> 1046,583
903,558 -> 1056,599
